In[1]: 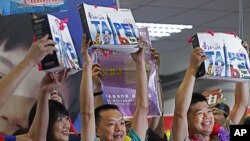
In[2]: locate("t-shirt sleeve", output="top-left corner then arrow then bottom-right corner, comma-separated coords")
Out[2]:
146,128 -> 168,141
128,129 -> 141,141
0,135 -> 16,141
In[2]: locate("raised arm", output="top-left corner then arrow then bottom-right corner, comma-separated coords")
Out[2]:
229,41 -> 250,124
242,41 -> 249,56
0,35 -> 56,107
130,45 -> 148,140
172,47 -> 207,141
16,72 -> 66,141
92,63 -> 105,108
80,35 -> 96,141
148,48 -> 166,139
27,73 -> 53,141
229,82 -> 249,124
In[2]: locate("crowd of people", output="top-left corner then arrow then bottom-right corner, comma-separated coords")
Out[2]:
0,14 -> 250,141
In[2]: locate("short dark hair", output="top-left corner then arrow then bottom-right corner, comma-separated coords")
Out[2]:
94,104 -> 121,125
214,103 -> 230,118
190,92 -> 208,105
28,100 -> 69,141
0,14 -> 33,51
188,93 -> 208,113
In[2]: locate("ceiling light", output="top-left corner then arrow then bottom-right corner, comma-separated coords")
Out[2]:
136,23 -> 193,40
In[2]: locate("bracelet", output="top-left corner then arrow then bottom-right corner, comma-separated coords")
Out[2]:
94,91 -> 103,97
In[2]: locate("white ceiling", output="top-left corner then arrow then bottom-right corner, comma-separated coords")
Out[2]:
119,0 -> 250,73
118,0 -> 250,98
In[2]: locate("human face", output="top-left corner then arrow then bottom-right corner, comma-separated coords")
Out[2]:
97,109 -> 126,141
51,116 -> 70,141
213,108 -> 226,126
0,45 -> 45,135
187,101 -> 214,136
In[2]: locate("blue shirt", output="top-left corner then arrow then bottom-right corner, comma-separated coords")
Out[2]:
0,135 -> 16,141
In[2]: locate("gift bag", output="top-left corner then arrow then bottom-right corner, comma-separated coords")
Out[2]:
32,14 -> 81,74
78,3 -> 140,53
191,32 -> 250,82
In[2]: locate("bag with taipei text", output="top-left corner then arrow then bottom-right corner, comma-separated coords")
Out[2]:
32,14 -> 81,74
78,3 -> 140,54
191,31 -> 250,82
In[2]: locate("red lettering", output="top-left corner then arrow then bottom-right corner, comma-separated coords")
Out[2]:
118,35 -> 129,45
230,65 -> 240,78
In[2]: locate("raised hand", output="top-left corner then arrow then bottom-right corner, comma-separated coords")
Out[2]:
151,48 -> 160,67
131,36 -> 147,64
50,69 -> 70,88
189,47 -> 207,75
242,41 -> 249,57
0,35 -> 56,108
92,63 -> 102,92
81,34 -> 94,65
40,69 -> 69,94
24,34 -> 57,67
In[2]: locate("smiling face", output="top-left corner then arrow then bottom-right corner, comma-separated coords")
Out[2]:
97,109 -> 126,141
0,14 -> 75,135
51,116 -> 70,141
187,101 -> 214,137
